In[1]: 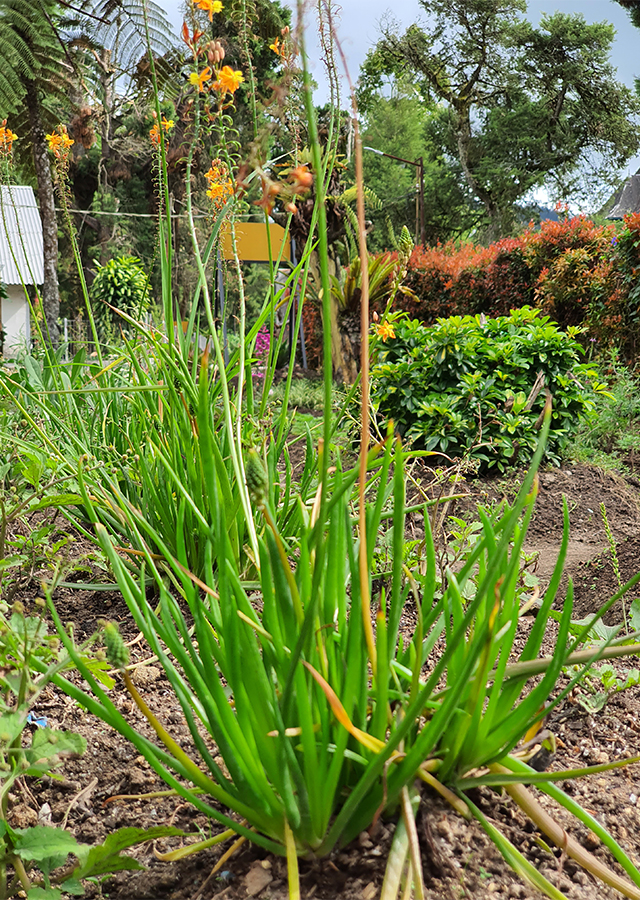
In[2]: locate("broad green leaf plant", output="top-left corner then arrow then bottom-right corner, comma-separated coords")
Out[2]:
0,598 -> 180,900
370,308 -> 611,470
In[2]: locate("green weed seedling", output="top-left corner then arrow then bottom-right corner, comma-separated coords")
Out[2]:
568,350 -> 640,470
0,598 -> 180,899
572,663 -> 640,715
0,446 -> 84,603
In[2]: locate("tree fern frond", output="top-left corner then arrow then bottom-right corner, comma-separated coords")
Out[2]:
78,0 -> 176,75
337,184 -> 383,211
131,49 -> 182,101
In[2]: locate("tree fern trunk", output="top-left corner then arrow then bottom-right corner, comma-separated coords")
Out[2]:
25,80 -> 59,345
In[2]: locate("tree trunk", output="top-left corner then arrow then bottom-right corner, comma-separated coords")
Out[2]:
25,81 -> 59,345
454,108 -> 501,240
97,48 -> 114,181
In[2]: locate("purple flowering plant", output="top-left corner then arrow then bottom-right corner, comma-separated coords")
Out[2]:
254,326 -> 270,379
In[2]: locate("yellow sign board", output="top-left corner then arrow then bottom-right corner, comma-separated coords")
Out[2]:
220,222 -> 291,262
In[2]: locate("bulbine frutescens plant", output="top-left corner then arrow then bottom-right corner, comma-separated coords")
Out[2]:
5,4 -> 640,900
0,139 -> 318,579
45,406 -> 640,900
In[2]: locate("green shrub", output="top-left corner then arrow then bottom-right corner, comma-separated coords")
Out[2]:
90,256 -> 150,343
568,350 -> 640,465
371,307 -> 607,470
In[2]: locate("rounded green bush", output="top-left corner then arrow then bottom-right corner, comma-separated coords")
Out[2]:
90,256 -> 150,343
371,307 -> 608,471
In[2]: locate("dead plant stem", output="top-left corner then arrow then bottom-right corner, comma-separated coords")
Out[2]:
333,29 -> 377,676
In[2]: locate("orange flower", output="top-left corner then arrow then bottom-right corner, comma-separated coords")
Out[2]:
270,27 -> 295,61
182,22 -> 204,49
289,165 -> 313,193
254,176 -> 281,215
205,158 -> 233,210
45,125 -> 74,159
150,115 -> 174,146
0,121 -> 17,155
213,65 -> 243,95
194,0 -> 222,20
374,321 -> 395,342
207,181 -> 233,206
189,67 -> 212,92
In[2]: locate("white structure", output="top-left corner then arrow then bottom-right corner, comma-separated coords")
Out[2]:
0,186 -> 43,356
607,172 -> 640,220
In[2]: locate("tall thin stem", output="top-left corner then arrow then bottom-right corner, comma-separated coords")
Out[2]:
333,29 -> 376,674
297,2 -> 333,529
182,94 -> 259,565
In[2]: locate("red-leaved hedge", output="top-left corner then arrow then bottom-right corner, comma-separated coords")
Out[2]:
299,212 -> 640,373
398,214 -> 623,334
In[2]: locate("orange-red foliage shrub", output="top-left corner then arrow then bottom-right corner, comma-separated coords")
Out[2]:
298,213 -> 640,372
395,215 -> 637,351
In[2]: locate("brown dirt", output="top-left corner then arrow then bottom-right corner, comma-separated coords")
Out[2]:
9,461 -> 640,900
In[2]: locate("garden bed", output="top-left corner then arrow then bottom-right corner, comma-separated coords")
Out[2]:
9,461 -> 640,900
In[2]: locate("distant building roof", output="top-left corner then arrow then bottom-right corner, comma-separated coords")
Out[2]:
0,186 -> 44,285
607,173 -> 640,220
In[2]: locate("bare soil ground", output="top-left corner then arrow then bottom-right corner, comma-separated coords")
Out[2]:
11,461 -> 640,900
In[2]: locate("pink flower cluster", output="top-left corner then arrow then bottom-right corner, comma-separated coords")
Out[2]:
254,326 -> 270,379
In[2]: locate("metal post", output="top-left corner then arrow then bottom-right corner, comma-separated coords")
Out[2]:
417,156 -> 425,246
364,147 -> 426,246
216,249 -> 228,367
290,238 -> 307,370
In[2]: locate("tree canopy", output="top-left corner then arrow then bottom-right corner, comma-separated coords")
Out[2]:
615,0 -> 640,30
359,0 -> 640,238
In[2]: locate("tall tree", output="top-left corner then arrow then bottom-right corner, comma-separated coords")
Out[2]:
360,0 -> 640,238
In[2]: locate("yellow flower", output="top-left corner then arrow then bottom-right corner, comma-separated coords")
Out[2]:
162,116 -> 174,132
375,321 -> 395,342
189,66 -> 212,92
45,126 -> 74,159
0,121 -> 17,155
269,37 -> 281,55
204,158 -> 234,210
213,65 -> 243,95
194,0 -> 222,20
